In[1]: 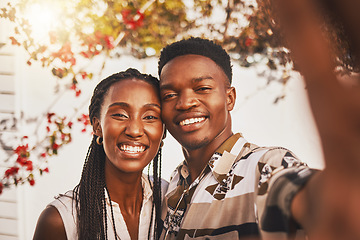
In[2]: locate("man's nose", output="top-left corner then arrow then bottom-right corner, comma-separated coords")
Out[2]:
175,90 -> 199,110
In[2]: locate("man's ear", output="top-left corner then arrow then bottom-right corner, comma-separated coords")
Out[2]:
92,117 -> 102,137
226,86 -> 236,111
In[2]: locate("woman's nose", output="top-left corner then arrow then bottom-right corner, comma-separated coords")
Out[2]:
125,118 -> 144,138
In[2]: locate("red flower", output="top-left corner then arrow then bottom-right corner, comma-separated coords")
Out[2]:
51,42 -> 76,65
5,167 -> 19,178
121,9 -> 144,30
46,126 -> 50,132
43,168 -> 49,173
29,179 -> 35,186
47,113 -> 55,123
80,72 -> 88,79
41,153 -> 47,158
69,57 -> 76,66
9,36 -> 21,46
52,143 -> 60,150
67,121 -> 73,128
14,144 -> 29,158
75,89 -> 81,97
0,182 -> 3,194
16,156 -> 28,165
26,161 -> 33,171
245,37 -> 253,47
104,35 -> 115,49
80,51 -> 90,58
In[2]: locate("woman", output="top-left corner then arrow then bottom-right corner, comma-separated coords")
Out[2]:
33,68 -> 167,240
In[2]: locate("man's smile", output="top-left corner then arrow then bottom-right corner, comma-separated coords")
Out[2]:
179,117 -> 206,126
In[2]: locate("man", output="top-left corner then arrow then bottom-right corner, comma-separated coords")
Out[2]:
157,37 -> 316,239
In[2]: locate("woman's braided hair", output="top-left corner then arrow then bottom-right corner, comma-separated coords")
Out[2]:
73,68 -> 163,239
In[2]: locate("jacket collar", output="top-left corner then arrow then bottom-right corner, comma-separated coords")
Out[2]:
179,133 -> 249,185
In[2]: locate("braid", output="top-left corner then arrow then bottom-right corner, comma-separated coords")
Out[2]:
147,163 -> 155,239
146,147 -> 163,240
73,68 -> 161,239
150,147 -> 163,240
74,137 -> 107,239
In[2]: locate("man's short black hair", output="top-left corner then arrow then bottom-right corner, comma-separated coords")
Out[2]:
158,37 -> 233,84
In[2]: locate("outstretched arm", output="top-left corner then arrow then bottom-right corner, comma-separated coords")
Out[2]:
270,0 -> 360,239
33,206 -> 67,240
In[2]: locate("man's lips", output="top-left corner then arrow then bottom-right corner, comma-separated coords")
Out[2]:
173,116 -> 208,133
179,117 -> 206,126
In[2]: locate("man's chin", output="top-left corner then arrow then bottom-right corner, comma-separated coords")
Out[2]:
179,137 -> 210,151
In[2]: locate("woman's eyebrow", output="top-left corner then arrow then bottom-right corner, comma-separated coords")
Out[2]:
109,102 -> 161,109
144,103 -> 161,109
108,102 -> 129,108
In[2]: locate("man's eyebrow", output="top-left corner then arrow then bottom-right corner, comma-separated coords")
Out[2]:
160,76 -> 215,90
192,76 -> 215,83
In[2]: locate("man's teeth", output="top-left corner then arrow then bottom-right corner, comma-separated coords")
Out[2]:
180,117 -> 205,126
120,145 -> 145,153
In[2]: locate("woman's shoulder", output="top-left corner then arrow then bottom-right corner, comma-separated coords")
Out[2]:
33,205 -> 67,240
49,190 -> 76,209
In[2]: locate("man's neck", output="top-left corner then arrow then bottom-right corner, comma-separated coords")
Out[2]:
183,131 -> 234,182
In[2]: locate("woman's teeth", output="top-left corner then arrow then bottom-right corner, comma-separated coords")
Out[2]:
120,144 -> 145,153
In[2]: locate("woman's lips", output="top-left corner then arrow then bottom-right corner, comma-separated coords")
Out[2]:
118,143 -> 146,153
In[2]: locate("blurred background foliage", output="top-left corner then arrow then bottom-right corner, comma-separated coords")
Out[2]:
1,0 -> 356,91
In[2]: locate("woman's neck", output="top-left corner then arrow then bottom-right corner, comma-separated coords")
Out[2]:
104,161 -> 144,240
105,167 -> 143,208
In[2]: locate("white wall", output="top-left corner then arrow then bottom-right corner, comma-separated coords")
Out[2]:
1,48 -> 324,239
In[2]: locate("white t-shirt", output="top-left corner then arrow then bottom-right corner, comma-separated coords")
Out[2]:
49,174 -> 168,240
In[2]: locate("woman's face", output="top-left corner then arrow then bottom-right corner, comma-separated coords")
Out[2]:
94,78 -> 164,174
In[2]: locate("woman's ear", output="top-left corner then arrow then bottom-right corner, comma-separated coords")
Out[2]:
92,117 -> 102,137
226,86 -> 236,111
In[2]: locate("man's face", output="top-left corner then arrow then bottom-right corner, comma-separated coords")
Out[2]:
159,54 -> 235,151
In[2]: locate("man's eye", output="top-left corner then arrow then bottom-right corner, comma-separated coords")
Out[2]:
163,93 -> 177,100
196,87 -> 212,92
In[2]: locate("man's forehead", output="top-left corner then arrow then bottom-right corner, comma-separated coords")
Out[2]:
159,54 -> 230,87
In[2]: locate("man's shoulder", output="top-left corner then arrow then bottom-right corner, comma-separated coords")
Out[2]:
237,141 -> 299,164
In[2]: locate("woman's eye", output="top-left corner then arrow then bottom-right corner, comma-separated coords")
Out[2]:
112,113 -> 128,118
144,115 -> 158,120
